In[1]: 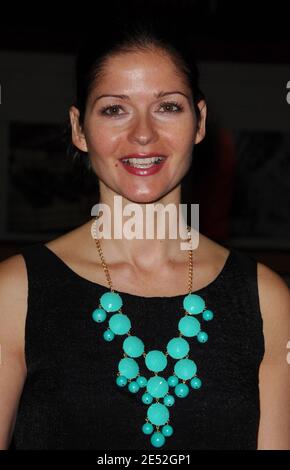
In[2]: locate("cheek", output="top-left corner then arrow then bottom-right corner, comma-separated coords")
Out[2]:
85,125 -> 120,156
168,119 -> 196,152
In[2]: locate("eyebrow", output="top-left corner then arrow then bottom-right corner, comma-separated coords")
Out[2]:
93,90 -> 190,104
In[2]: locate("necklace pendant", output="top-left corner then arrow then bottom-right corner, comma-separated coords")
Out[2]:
92,289 -> 214,448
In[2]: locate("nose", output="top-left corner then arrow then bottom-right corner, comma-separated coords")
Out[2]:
128,113 -> 158,145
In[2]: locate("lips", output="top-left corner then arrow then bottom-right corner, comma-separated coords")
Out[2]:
119,153 -> 168,161
119,153 -> 168,176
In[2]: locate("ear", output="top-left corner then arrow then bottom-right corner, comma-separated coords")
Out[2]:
194,99 -> 207,145
69,106 -> 88,152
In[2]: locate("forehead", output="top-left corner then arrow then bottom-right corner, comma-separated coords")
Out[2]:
93,49 -> 188,94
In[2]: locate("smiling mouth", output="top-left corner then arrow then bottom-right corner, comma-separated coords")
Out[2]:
121,156 -> 166,168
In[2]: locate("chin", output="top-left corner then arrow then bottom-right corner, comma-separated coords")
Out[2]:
122,189 -> 168,204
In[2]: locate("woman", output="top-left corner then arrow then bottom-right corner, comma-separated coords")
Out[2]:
0,17 -> 289,450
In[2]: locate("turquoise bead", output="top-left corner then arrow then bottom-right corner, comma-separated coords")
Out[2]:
142,422 -> 154,435
92,308 -> 107,323
147,403 -> 169,426
183,293 -> 205,315
100,291 -> 123,312
167,337 -> 189,359
142,392 -> 153,405
128,381 -> 140,393
109,313 -> 131,335
163,394 -> 175,407
174,359 -> 197,380
162,424 -> 173,437
103,329 -> 115,341
197,331 -> 208,343
174,383 -> 189,398
118,358 -> 139,379
190,377 -> 202,389
178,316 -> 201,337
137,376 -> 147,388
145,350 -> 167,372
116,375 -> 127,387
167,375 -> 179,387
123,336 -> 144,357
147,376 -> 169,398
151,432 -> 165,448
202,309 -> 214,321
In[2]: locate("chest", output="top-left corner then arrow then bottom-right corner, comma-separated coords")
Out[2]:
91,257 -> 222,297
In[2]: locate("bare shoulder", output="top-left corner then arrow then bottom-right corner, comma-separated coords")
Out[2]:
0,253 -> 28,364
0,253 -> 28,295
0,253 -> 28,305
257,262 -> 290,360
257,262 -> 290,321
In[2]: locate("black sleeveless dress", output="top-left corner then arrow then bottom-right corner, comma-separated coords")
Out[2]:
11,243 -> 264,450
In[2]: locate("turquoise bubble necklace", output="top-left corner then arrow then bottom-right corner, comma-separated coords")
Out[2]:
91,218 -> 214,448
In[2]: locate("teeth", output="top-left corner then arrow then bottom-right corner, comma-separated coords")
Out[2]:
122,156 -> 165,167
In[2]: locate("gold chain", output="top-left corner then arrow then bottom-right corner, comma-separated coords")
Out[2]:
93,214 -> 193,295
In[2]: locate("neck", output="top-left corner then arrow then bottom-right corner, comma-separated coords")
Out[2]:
93,183 -> 191,269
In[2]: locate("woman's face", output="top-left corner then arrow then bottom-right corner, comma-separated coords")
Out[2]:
70,48 -> 206,203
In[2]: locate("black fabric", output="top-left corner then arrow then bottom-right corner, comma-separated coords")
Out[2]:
12,243 -> 265,450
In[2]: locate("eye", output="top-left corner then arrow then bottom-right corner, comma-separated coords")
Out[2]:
99,100 -> 184,117
159,101 -> 184,113
100,104 -> 125,116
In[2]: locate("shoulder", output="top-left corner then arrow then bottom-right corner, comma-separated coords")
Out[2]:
257,261 -> 290,299
256,262 -> 290,360
257,261 -> 290,324
0,254 -> 28,365
0,253 -> 28,300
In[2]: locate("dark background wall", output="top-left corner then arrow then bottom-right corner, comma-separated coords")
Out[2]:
0,0 -> 290,285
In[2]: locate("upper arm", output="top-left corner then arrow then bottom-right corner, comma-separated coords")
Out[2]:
257,262 -> 290,450
0,254 -> 28,449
